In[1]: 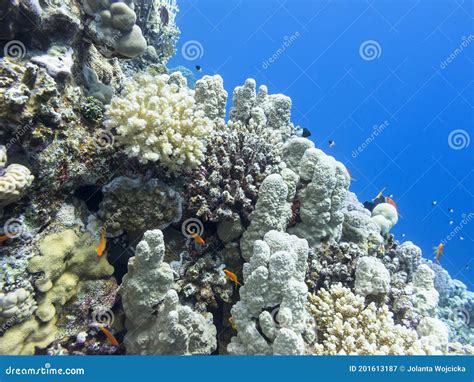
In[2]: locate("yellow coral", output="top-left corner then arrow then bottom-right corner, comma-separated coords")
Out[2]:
307,283 -> 442,355
105,72 -> 213,173
0,228 -> 116,354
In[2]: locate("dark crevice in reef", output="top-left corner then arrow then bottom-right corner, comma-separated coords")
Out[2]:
73,185 -> 103,212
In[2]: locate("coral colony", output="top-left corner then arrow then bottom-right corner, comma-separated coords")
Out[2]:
0,0 -> 472,356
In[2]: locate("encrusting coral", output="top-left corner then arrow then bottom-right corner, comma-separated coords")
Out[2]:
105,71 -> 213,173
97,176 -> 182,237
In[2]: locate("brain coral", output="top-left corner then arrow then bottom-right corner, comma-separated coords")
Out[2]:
105,72 -> 213,173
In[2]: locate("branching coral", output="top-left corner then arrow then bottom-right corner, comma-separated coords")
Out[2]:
307,283 -> 446,355
186,127 -> 285,227
105,72 -> 213,173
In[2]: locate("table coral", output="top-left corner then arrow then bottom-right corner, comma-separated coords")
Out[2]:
105,72 -> 213,173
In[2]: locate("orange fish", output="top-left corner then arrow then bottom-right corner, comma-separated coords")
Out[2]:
0,235 -> 10,243
99,326 -> 119,346
229,316 -> 237,331
192,233 -> 205,246
95,230 -> 107,258
224,269 -> 241,288
385,196 -> 398,211
434,243 -> 445,264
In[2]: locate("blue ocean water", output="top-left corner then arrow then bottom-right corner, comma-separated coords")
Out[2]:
169,0 -> 474,288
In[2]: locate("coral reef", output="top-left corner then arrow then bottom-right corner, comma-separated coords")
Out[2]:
97,176 -> 182,237
105,72 -> 213,173
228,230 -> 312,355
285,140 -> 350,246
307,283 -> 447,355
0,0 -> 472,358
121,230 -> 217,355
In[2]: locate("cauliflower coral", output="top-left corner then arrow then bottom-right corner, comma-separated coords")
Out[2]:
105,72 -> 213,173
307,283 -> 446,355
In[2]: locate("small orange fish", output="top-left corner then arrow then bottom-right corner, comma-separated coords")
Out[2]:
385,196 -> 398,211
224,269 -> 241,288
0,235 -> 10,243
95,230 -> 107,258
99,326 -> 119,346
229,316 -> 237,331
434,243 -> 445,264
192,233 -> 205,246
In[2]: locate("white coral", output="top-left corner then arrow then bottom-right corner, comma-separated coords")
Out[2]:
407,264 -> 439,316
0,155 -> 34,208
105,72 -> 213,173
240,171 -> 298,261
120,229 -> 217,355
307,284 -> 446,355
228,230 -> 310,355
354,256 -> 391,297
286,143 -> 350,246
371,202 -> 398,234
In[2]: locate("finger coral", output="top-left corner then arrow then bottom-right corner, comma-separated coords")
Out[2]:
121,229 -> 217,355
105,72 -> 213,173
228,230 -> 311,355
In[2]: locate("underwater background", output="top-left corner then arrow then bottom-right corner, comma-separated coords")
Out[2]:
0,0 -> 473,356
170,0 -> 474,287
